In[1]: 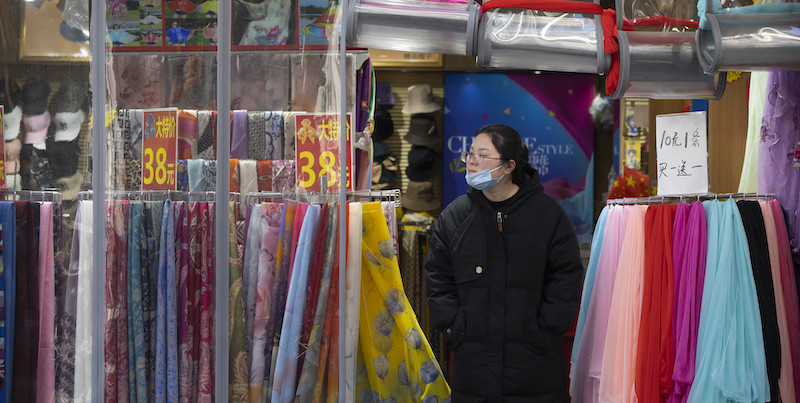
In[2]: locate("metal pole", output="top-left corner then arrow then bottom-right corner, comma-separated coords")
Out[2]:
90,0 -> 107,400
215,1 -> 232,400
338,1 -> 349,400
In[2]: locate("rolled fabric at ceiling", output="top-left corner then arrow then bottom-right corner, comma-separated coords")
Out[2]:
611,30 -> 725,99
346,0 -> 480,56
696,11 -> 800,73
476,8 -> 608,74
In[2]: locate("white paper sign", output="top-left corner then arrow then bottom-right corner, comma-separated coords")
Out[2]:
655,111 -> 709,195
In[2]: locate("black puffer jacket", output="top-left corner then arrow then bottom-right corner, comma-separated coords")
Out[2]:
426,172 -> 583,402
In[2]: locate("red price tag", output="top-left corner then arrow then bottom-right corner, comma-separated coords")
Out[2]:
0,106 -> 6,188
141,109 -> 178,191
295,113 -> 353,192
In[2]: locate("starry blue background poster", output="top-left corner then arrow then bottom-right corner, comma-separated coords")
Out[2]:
443,73 -> 595,245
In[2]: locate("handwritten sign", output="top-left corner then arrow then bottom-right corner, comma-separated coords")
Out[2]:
295,113 -> 353,192
0,106 -> 5,188
655,111 -> 708,195
141,108 -> 178,191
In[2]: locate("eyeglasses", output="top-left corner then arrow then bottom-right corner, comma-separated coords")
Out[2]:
460,151 -> 504,165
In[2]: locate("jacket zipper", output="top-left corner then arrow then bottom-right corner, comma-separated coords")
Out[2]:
497,211 -> 503,232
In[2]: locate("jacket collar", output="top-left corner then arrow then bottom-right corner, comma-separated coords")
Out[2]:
467,169 -> 544,213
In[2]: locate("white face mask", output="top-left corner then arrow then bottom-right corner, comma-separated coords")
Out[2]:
465,164 -> 505,190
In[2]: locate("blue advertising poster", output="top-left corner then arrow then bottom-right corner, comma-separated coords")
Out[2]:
443,73 -> 596,246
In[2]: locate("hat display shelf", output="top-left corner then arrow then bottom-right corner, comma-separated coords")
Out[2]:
609,0 -> 726,99
695,0 -> 800,73
345,0 -> 481,56
476,0 -> 610,75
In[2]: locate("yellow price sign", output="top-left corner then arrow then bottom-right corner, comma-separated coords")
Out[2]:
141,109 -> 178,190
295,113 -> 353,192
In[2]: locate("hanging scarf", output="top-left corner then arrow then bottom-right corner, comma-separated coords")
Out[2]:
0,202 -> 15,403
356,202 -> 452,400
36,202 -> 55,403
155,201 -> 179,403
228,202 -> 249,402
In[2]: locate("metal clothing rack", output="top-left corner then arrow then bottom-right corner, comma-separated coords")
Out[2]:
244,188 -> 402,207
606,192 -> 777,205
78,190 -> 241,204
0,189 -> 63,203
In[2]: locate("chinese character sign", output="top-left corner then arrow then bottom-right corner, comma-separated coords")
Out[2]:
141,108 -> 178,191
295,113 -> 353,192
655,111 -> 708,195
0,106 -> 5,188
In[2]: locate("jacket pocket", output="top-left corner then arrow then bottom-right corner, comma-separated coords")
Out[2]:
525,312 -> 558,356
444,309 -> 467,350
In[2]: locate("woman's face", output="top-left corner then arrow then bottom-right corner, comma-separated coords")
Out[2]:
467,133 -> 505,176
172,21 -> 178,28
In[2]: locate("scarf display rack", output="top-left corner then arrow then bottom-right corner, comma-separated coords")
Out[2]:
606,192 -> 777,205
78,190 -> 241,203
571,192 -> 798,403
245,188 -> 402,206
0,189 -> 63,203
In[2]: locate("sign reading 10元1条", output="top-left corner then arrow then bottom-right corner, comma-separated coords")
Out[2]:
141,108 -> 178,191
294,113 -> 354,193
655,111 -> 708,196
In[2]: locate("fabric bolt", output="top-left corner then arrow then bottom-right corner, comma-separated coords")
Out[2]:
228,202 -> 249,403
156,202 -> 179,403
266,201 -> 297,397
570,205 -> 628,403
598,204 -> 647,403
177,110 -> 198,160
248,202 -> 283,401
356,202 -> 452,401
272,160 -> 296,194
231,110 -> 249,160
297,204 -> 338,402
109,111 -> 129,190
688,199 -> 769,403
202,160 -> 216,192
737,200 -> 781,401
271,204 -> 321,403
239,160 -> 258,217
256,160 -> 273,191
571,206 -> 609,366
12,201 -> 38,401
127,203 -> 148,403
282,112 -> 297,160
197,202 -> 215,401
299,205 -> 331,378
771,199 -> 800,403
264,112 -> 284,160
197,110 -> 216,160
758,71 -> 800,257
74,202 -> 94,402
760,200 -> 796,403
667,202 -> 707,403
247,111 -> 267,160
188,159 -> 204,192
176,159 -> 189,191
636,204 -> 676,403
739,72 -> 770,192
230,159 -> 240,193
345,202 -> 363,403
127,110 -> 145,191
0,202 -> 14,403
35,202 -> 55,403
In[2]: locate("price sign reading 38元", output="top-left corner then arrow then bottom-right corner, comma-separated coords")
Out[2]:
295,113 -> 353,192
141,109 -> 178,191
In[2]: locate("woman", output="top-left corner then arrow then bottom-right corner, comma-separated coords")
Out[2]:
426,124 -> 583,402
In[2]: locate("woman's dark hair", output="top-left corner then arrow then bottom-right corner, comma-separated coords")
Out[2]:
475,124 -> 537,185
